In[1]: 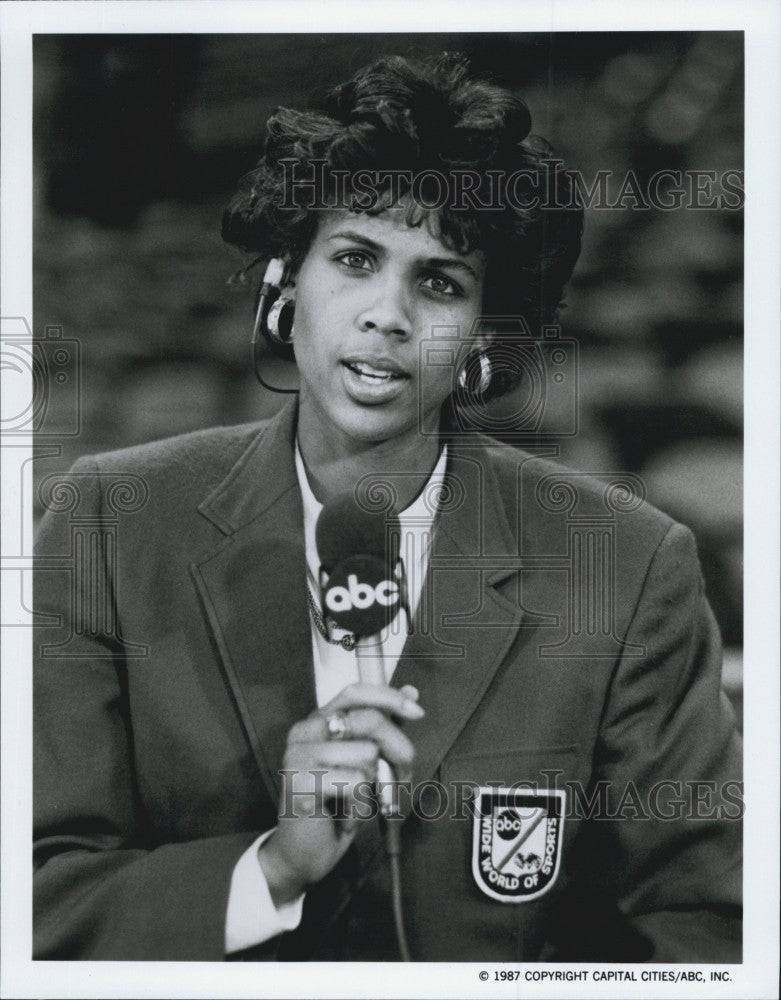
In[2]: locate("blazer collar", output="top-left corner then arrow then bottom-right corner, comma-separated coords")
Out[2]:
197,397 -> 300,534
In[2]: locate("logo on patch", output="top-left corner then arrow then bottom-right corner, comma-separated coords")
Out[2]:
472,788 -> 566,902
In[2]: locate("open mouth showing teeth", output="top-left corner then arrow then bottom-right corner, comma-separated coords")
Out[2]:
343,361 -> 406,382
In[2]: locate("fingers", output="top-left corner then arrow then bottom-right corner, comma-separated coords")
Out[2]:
282,683 -> 424,819
285,739 -> 379,776
341,708 -> 416,775
288,716 -> 414,776
281,741 -> 380,816
289,683 -> 423,744
289,709 -> 416,776
326,682 -> 425,721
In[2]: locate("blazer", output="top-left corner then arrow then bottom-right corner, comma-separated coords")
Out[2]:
33,399 -> 742,962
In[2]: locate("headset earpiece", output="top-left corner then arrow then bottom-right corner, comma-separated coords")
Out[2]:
251,258 -> 298,392
266,294 -> 295,345
252,257 -> 296,364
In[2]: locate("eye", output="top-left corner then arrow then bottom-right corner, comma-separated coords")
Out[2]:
420,273 -> 462,297
335,250 -> 373,271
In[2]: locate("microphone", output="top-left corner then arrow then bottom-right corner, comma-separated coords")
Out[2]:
315,492 -> 415,961
315,493 -> 405,817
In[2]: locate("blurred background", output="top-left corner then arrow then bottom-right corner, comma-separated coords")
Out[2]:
33,32 -> 743,722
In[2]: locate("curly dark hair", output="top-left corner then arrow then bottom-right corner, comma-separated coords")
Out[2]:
222,52 -> 584,401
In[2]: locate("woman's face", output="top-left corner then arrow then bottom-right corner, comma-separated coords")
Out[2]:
291,208 -> 487,458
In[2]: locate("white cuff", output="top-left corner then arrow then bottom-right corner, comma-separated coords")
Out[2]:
225,829 -> 305,954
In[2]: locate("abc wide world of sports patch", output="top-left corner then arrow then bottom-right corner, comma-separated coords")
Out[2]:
472,788 -> 566,902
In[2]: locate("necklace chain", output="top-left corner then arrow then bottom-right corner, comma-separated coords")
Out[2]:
306,584 -> 356,651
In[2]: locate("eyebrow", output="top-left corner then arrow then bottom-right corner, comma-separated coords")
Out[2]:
327,230 -> 482,281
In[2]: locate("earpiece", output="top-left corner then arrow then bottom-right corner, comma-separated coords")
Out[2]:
252,257 -> 299,393
252,257 -> 295,355
266,294 -> 295,345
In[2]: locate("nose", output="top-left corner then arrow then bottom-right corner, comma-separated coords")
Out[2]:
356,272 -> 412,339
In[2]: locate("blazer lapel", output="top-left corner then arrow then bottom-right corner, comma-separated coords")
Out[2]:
190,400 -> 316,806
391,444 -> 524,788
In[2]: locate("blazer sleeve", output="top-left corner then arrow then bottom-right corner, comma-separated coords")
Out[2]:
33,457 -> 259,960
548,521 -> 742,962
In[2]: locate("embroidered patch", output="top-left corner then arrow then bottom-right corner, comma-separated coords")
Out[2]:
472,787 -> 566,902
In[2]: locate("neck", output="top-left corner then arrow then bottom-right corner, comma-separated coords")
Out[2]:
296,412 -> 442,510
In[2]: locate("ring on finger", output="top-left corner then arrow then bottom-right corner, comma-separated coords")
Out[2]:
325,709 -> 351,741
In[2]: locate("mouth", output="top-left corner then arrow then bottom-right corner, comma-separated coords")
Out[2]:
339,356 -> 410,404
341,358 -> 410,383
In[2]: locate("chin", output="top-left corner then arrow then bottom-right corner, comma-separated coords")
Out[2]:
345,394 -> 451,442
341,413 -> 412,444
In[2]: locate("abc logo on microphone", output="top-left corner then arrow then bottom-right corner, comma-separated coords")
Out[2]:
322,554 -> 401,636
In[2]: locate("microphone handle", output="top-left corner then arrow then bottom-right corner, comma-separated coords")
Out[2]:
355,638 -> 398,818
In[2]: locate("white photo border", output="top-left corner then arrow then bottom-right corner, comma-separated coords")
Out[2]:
2,2 -> 778,998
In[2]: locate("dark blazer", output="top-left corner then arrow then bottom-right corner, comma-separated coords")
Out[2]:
33,399 -> 741,961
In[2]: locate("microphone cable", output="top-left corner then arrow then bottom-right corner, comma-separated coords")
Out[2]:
381,813 -> 412,962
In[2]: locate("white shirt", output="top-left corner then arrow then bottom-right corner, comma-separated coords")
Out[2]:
224,443 -> 447,953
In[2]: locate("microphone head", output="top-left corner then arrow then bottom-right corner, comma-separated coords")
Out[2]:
315,492 -> 400,572
316,493 -> 402,637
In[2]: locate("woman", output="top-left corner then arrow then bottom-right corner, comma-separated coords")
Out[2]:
34,53 -> 741,961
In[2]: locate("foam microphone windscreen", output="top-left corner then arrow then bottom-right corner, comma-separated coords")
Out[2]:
315,492 -> 400,573
316,493 -> 402,636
